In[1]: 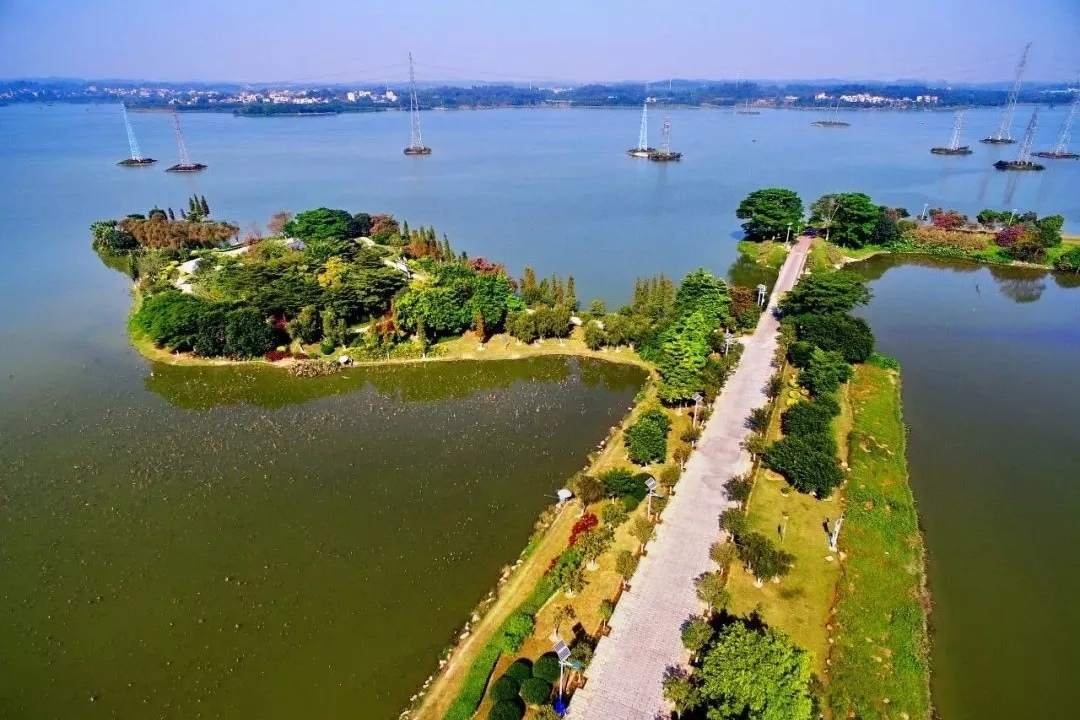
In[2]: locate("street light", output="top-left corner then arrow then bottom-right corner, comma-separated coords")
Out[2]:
553,638 -> 581,702
691,392 -> 703,428
828,515 -> 844,552
645,476 -> 665,520
785,223 -> 792,244
755,284 -> 767,307
722,331 -> 735,355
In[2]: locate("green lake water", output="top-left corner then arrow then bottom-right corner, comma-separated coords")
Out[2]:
1,104 -> 1078,719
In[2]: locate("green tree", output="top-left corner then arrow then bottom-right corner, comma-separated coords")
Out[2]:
736,532 -> 794,583
630,516 -> 655,553
624,408 -> 671,465
800,348 -> 852,395
471,273 -> 513,336
778,271 -> 871,316
808,194 -> 842,242
286,305 -> 322,344
571,474 -> 605,506
674,269 -> 731,326
490,675 -> 521,703
815,192 -> 879,249
131,291 -> 208,351
283,208 -> 355,242
565,275 -> 578,312
793,313 -> 875,363
682,616 -> 715,656
598,599 -> 615,630
656,311 -> 711,404
1034,214 -> 1064,248
871,207 -> 902,247
614,549 -> 638,587
506,311 -> 538,343
736,188 -> 804,240
763,435 -> 844,497
191,304 -> 229,357
519,677 -> 552,706
321,306 -> 347,347
696,622 -> 813,720
583,322 -> 607,350
224,307 -> 274,358
351,212 -> 373,237
578,526 -> 614,568
601,501 -> 629,527
663,667 -> 700,715
695,571 -> 731,615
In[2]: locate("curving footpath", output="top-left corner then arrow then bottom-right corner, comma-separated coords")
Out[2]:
566,237 -> 811,720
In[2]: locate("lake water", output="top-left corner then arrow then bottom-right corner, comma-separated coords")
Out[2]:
853,257 -> 1080,720
0,104 -> 1078,719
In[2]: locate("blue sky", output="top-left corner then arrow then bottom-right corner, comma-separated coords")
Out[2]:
0,0 -> 1076,83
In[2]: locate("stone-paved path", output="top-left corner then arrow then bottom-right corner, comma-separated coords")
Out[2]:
565,237 -> 811,720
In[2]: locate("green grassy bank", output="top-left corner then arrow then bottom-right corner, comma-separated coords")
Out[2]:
828,360 -> 931,720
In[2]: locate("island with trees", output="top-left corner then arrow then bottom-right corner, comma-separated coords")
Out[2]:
735,186 -> 1079,273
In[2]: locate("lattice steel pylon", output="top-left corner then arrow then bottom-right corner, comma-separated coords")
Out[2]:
983,43 -> 1032,143
403,52 -> 431,154
637,101 -> 649,151
948,110 -> 966,150
1016,108 -> 1038,163
121,103 -> 144,160
171,109 -> 191,166
1051,90 -> 1078,155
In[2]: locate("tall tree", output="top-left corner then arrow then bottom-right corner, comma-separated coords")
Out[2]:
566,276 -> 578,312
735,188 -> 804,241
778,271 -> 871,316
657,311 -> 711,404
696,622 -> 813,720
823,192 -> 879,249
674,269 -> 730,326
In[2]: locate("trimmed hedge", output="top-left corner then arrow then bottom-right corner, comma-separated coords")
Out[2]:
496,611 -> 534,653
520,676 -> 553,705
489,674 -> 521,703
443,643 -> 501,720
532,652 -> 561,684
504,658 -> 533,683
489,699 -> 525,720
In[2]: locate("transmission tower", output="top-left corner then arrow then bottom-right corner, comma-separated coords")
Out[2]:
403,52 -> 431,155
948,110 -> 966,150
659,117 -> 672,155
1016,107 -> 1038,163
982,42 -> 1032,144
637,101 -> 649,151
164,108 -> 206,172
116,103 -> 156,166
1034,83 -> 1080,158
122,103 -> 143,160
172,110 -> 191,166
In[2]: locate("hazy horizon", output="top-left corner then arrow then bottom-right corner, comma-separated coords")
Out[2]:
0,0 -> 1076,85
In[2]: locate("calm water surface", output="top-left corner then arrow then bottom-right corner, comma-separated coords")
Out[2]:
1,105 -> 1078,719
854,257 -> 1080,720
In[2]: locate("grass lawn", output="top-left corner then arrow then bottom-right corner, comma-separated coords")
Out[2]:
828,363 -> 931,720
738,239 -> 790,269
726,371 -> 846,676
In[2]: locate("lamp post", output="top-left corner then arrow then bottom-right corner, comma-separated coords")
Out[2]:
691,392 -> 703,428
921,202 -> 930,222
645,476 -> 664,520
785,222 -> 792,245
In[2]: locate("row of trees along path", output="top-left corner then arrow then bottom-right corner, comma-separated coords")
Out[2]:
566,236 -> 812,720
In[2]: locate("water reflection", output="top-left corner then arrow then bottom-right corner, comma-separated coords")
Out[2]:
987,264 -> 1048,304
145,356 -> 643,410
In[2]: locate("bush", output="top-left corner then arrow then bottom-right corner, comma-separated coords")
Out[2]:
320,339 -> 335,355
504,659 -> 533,683
794,313 -> 875,364
568,514 -> 599,546
764,435 -> 844,497
532,652 -> 561,684
443,643 -> 501,720
265,349 -> 291,362
132,291 -> 208,350
781,399 -> 838,438
488,699 -> 525,720
583,322 -> 607,350
1053,246 -> 1080,272
519,677 -> 553,705
624,408 -> 671,465
496,612 -> 534,653
489,674 -> 521,703
225,307 -> 276,358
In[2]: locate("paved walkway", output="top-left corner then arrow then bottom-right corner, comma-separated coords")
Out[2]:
566,237 -> 811,720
